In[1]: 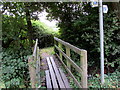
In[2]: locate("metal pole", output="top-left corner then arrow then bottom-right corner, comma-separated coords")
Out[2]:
99,0 -> 104,84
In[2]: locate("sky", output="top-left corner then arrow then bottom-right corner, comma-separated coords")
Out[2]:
38,10 -> 59,31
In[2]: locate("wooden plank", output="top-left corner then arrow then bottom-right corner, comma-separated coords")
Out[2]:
56,53 -> 82,88
50,57 -> 65,88
80,51 -> 87,88
55,45 -> 83,73
54,37 -> 86,55
46,57 -> 58,88
45,70 -> 52,89
59,68 -> 70,88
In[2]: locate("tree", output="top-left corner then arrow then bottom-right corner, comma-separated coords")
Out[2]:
2,2 -> 44,48
44,2 -> 120,69
110,2 -> 120,19
1,2 -> 45,88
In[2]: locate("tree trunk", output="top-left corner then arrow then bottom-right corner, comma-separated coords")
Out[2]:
25,3 -> 33,48
111,2 -> 120,19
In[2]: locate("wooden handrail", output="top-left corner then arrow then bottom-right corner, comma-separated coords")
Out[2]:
55,45 -> 83,73
33,39 -> 38,57
54,37 -> 87,88
54,37 -> 86,54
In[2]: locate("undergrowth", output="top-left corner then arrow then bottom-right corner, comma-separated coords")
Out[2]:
88,71 -> 120,88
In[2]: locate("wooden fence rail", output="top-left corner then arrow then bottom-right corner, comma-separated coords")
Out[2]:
54,37 -> 87,88
28,39 -> 40,88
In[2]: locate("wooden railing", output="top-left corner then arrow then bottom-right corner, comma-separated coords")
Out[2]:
54,37 -> 87,88
28,39 -> 40,88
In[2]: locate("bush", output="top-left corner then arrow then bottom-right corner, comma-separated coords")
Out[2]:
1,48 -> 30,88
2,15 -> 31,88
88,71 -> 120,88
59,9 -> 120,68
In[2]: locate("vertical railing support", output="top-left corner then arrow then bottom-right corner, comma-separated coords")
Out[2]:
66,47 -> 71,70
28,57 -> 36,88
54,37 -> 88,88
58,43 -> 63,60
80,50 -> 87,88
37,47 -> 41,85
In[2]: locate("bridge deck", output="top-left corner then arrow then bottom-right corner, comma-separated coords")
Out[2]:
45,56 -> 70,89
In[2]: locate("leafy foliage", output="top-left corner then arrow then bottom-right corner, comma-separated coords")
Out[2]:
2,3 -> 58,87
45,2 -> 120,68
32,20 -> 59,48
2,15 -> 31,88
2,2 -> 119,88
44,2 -> 120,88
88,71 -> 120,88
1,50 -> 29,88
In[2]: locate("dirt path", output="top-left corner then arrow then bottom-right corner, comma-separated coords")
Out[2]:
41,52 -> 50,59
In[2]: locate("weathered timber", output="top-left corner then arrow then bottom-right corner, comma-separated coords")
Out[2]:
56,53 -> 82,88
80,51 -> 87,88
54,37 -> 86,55
66,47 -> 71,70
28,57 -> 36,88
45,70 -> 52,89
55,45 -> 83,73
46,57 -> 58,88
33,39 -> 38,57
59,68 -> 70,88
50,57 -> 65,88
58,42 -> 63,60
54,37 -> 87,88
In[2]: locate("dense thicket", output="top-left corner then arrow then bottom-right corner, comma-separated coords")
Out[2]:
44,2 -> 120,69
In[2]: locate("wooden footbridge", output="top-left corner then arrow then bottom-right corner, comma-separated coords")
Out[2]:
28,37 -> 87,89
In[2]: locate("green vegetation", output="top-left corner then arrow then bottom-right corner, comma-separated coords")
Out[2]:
32,20 -> 59,48
44,2 -> 120,88
1,2 -> 120,88
32,20 -> 59,35
88,71 -> 120,88
40,47 -> 55,57
68,70 -> 120,88
1,3 -> 58,87
45,2 -> 120,67
0,68 -> 5,88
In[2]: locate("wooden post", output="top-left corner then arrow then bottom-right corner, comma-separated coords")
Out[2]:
54,39 -> 56,53
80,50 -> 87,88
66,47 -> 71,70
58,43 -> 63,60
37,47 -> 41,85
28,57 -> 36,88
35,47 -> 38,85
